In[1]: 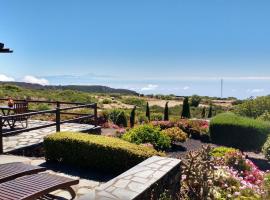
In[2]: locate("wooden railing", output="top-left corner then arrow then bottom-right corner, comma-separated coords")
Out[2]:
0,99 -> 97,153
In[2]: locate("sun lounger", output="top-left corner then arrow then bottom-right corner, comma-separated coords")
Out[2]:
0,162 -> 46,184
0,173 -> 79,200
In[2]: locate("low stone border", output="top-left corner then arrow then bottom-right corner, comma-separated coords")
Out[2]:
79,156 -> 181,200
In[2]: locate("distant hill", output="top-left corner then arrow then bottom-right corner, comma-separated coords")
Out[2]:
0,82 -> 138,95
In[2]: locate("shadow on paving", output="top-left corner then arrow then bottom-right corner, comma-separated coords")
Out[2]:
40,162 -> 117,183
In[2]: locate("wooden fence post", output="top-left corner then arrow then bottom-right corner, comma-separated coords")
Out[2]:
94,103 -> 97,127
0,116 -> 3,154
56,101 -> 60,132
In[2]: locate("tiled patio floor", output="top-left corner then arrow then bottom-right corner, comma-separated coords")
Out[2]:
0,155 -> 110,200
3,120 -> 95,153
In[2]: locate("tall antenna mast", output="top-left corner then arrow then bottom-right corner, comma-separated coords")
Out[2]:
221,78 -> 223,98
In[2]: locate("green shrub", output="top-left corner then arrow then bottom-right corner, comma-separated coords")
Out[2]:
30,103 -> 51,111
234,96 -> 270,118
224,151 -> 251,172
108,109 -> 128,127
122,97 -> 145,107
181,97 -> 191,118
164,102 -> 169,121
146,102 -> 150,121
208,104 -> 213,118
122,124 -> 171,150
162,127 -> 187,143
130,106 -> 136,127
263,173 -> 270,199
210,113 -> 270,151
138,114 -> 149,124
257,111 -> 270,122
102,98 -> 112,104
210,146 -> 237,157
190,95 -> 201,107
150,113 -> 163,121
44,132 -> 163,173
262,136 -> 270,160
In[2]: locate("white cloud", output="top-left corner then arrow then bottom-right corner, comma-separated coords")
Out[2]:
183,86 -> 190,90
23,75 -> 49,85
246,88 -> 265,93
0,74 -> 15,82
141,84 -> 158,91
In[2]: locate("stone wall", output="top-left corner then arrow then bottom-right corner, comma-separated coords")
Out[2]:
79,156 -> 181,200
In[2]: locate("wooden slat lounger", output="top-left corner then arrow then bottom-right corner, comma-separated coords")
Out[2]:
0,162 -> 46,184
0,173 -> 79,200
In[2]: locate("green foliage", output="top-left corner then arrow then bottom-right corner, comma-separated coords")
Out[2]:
102,98 -> 112,104
234,96 -> 270,118
210,146 -> 237,157
150,113 -> 163,121
0,84 -> 97,104
208,104 -> 213,118
190,95 -> 202,107
210,113 -> 270,151
201,107 -> 206,118
29,103 -> 51,111
257,111 -> 270,121
130,106 -> 136,127
164,102 -> 169,121
122,124 -> 171,150
162,127 -> 187,143
181,97 -> 191,119
262,136 -> 270,160
224,151 -> 251,172
122,97 -> 145,107
263,173 -> 270,199
44,132 -> 163,173
137,114 -> 149,124
146,102 -> 150,121
108,109 -> 128,127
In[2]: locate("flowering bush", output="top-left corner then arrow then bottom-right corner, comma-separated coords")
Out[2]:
122,124 -> 171,150
177,145 -> 268,200
262,136 -> 270,160
162,127 -> 187,143
151,120 -> 176,130
177,119 -> 209,139
224,151 -> 251,173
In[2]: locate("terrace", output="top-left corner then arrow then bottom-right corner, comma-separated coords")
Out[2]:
0,98 -> 180,199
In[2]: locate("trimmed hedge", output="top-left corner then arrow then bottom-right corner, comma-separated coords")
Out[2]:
210,113 -> 270,151
44,132 -> 164,173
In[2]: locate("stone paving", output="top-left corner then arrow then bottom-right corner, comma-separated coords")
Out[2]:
0,155 -> 103,199
79,156 -> 181,200
2,120 -> 96,153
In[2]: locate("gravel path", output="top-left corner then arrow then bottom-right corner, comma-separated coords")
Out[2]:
167,138 -> 270,171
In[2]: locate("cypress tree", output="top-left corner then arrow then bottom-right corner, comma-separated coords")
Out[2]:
146,102 -> 150,121
130,106 -> 136,127
181,97 -> 191,118
208,104 -> 213,118
201,107 -> 206,118
164,101 -> 169,121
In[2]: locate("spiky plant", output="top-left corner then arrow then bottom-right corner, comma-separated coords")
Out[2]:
146,102 -> 150,121
181,97 -> 191,119
208,104 -> 213,118
201,107 -> 206,118
130,106 -> 136,127
164,101 -> 169,121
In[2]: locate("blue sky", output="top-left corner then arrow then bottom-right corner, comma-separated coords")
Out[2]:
1,0 -> 270,99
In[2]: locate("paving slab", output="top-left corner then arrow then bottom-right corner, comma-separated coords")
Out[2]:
2,120 -> 96,153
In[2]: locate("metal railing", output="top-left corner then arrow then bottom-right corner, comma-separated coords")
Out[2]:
0,99 -> 97,153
